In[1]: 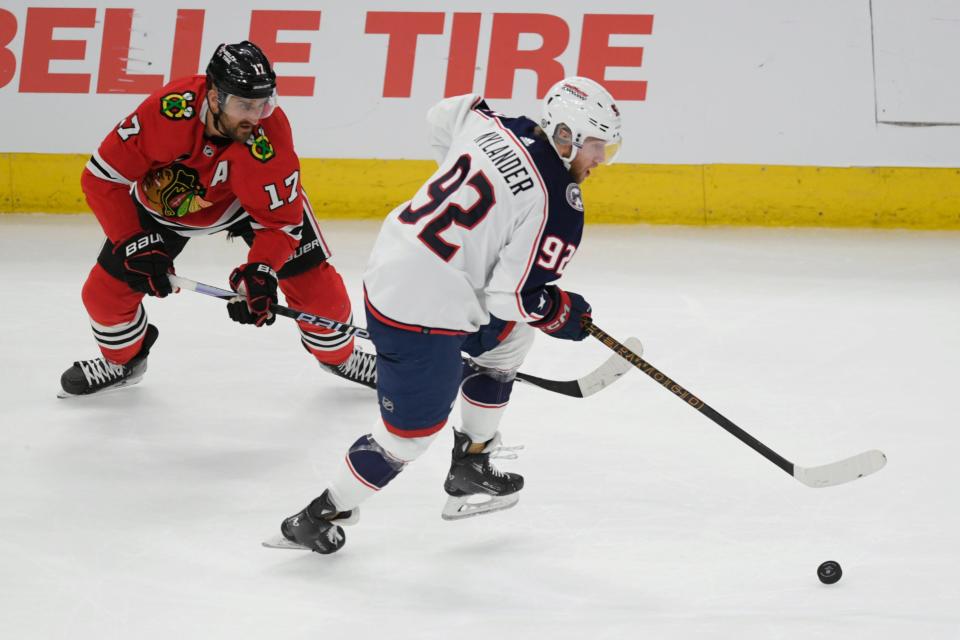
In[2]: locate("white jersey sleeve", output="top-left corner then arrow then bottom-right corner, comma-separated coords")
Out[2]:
425,93 -> 485,164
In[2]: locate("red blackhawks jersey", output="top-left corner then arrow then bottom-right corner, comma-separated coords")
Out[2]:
82,74 -> 326,271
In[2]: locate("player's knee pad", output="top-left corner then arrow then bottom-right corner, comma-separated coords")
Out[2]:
82,264 -> 141,319
461,361 -> 516,407
345,434 -> 409,490
461,324 -> 535,406
279,265 -> 355,365
281,262 -> 352,322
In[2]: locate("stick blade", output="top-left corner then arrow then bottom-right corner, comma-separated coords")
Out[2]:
794,449 -> 887,488
512,337 -> 642,398
576,337 -> 643,397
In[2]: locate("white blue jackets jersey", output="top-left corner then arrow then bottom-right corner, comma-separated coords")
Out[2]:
363,94 -> 586,333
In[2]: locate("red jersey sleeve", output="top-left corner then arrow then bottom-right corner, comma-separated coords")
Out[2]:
231,108 -> 303,270
83,79 -> 199,243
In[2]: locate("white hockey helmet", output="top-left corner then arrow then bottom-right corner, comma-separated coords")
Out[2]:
541,76 -> 622,168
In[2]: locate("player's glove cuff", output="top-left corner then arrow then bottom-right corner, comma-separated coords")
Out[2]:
530,285 -> 592,341
228,262 -> 278,327
114,231 -> 174,297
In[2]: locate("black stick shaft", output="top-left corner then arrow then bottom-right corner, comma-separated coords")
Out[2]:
586,322 -> 795,476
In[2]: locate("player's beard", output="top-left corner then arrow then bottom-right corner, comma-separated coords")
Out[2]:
209,105 -> 255,143
570,165 -> 590,184
220,118 -> 255,143
569,156 -> 598,184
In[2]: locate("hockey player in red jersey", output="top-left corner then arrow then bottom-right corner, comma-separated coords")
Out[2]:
60,41 -> 376,397
274,77 -> 623,554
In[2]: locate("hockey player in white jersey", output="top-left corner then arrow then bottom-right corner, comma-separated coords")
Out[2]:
277,77 -> 623,553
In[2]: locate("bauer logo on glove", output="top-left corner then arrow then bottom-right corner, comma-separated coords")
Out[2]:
114,231 -> 174,297
227,262 -> 278,326
124,232 -> 164,257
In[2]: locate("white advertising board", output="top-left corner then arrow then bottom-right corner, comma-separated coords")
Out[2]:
1,0 -> 959,166
872,0 -> 960,125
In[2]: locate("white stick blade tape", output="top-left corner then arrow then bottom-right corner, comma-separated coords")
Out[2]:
579,337 -> 643,397
794,449 -> 887,488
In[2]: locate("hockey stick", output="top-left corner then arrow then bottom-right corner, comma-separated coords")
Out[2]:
169,275 -> 370,339
585,322 -> 887,488
169,274 -> 633,398
510,337 -> 642,398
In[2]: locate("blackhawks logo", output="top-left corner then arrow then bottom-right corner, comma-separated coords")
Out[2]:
142,163 -> 212,218
160,91 -> 195,120
247,127 -> 275,163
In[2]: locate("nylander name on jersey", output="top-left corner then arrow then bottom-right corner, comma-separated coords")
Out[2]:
363,93 -> 585,334
472,131 -> 535,196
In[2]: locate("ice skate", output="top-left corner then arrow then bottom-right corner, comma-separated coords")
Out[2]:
442,429 -> 524,521
320,347 -> 377,389
264,490 -> 358,553
58,324 -> 159,399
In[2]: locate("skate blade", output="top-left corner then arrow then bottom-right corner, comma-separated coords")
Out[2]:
56,373 -> 146,399
441,493 -> 520,521
262,535 -> 311,550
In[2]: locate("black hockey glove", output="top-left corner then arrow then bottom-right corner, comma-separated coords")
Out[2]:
530,285 -> 592,341
115,231 -> 174,297
228,262 -> 278,327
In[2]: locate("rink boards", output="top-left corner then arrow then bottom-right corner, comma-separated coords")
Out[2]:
2,153 -> 959,229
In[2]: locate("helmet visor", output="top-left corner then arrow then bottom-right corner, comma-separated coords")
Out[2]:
221,89 -> 278,121
580,137 -> 622,166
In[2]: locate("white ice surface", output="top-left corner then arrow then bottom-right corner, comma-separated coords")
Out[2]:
1,215 -> 958,639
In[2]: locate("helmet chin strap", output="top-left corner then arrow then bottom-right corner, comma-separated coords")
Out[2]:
546,125 -> 578,169
206,91 -> 230,138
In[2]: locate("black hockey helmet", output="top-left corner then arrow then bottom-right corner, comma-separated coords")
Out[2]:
205,41 -> 276,99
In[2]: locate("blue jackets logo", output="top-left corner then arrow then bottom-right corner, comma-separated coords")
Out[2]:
566,183 -> 584,211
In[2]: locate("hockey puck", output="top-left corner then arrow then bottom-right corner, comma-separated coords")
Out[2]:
817,560 -> 842,584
